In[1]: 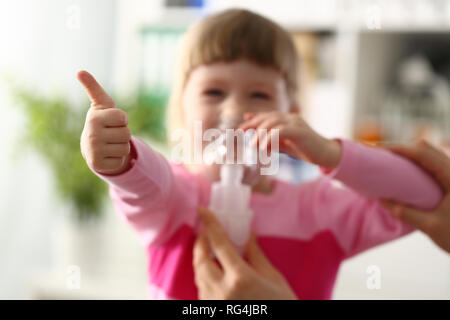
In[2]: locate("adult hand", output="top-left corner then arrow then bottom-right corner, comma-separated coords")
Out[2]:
193,207 -> 297,300
385,141 -> 450,253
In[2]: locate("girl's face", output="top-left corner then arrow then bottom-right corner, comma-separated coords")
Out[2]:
182,59 -> 293,135
180,59 -> 294,186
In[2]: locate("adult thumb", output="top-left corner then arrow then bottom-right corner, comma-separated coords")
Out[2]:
245,233 -> 278,277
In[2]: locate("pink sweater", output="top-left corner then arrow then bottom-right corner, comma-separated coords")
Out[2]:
93,137 -> 442,300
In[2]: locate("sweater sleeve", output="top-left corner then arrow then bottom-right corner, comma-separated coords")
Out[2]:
90,136 -> 194,247
308,139 -> 443,258
326,139 -> 443,210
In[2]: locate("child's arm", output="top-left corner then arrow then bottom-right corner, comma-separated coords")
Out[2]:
241,111 -> 442,208
245,112 -> 443,256
324,139 -> 443,210
92,136 -> 192,247
77,71 -> 192,247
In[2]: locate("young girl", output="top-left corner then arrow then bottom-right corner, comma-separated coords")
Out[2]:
78,9 -> 443,299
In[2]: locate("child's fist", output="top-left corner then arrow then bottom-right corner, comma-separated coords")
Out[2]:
77,70 -> 132,175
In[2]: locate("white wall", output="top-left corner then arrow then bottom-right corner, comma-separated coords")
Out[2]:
334,232 -> 450,299
0,0 -> 121,299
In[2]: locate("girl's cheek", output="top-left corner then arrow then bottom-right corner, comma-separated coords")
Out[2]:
198,104 -> 221,128
184,99 -> 205,122
201,113 -> 218,131
186,111 -> 216,135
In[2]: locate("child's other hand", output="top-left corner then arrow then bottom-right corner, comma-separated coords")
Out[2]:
239,111 -> 341,170
77,70 -> 132,175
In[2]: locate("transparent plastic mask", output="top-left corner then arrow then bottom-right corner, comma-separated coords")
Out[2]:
203,116 -> 260,186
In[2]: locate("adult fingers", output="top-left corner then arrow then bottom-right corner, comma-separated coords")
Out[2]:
193,229 -> 222,282
245,233 -> 292,289
197,207 -> 246,272
77,70 -> 115,109
391,203 -> 438,235
245,233 -> 276,275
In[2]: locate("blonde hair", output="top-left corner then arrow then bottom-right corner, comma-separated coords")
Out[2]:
167,8 -> 300,139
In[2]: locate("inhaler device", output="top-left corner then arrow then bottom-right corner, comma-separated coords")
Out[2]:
209,164 -> 253,254
208,120 -> 257,254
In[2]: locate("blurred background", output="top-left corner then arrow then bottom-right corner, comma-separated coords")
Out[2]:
0,0 -> 449,299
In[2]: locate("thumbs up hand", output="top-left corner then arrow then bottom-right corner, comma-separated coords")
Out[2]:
78,70 -> 132,175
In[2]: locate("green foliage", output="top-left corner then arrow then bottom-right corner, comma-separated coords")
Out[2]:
124,90 -> 168,144
11,85 -> 168,222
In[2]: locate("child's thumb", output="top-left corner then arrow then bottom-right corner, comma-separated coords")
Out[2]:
77,70 -> 115,109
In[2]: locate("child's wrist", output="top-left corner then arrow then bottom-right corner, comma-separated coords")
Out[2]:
318,138 -> 342,170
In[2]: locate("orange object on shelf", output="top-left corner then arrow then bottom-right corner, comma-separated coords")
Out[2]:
355,120 -> 384,146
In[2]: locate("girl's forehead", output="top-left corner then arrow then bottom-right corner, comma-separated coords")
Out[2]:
189,60 -> 284,86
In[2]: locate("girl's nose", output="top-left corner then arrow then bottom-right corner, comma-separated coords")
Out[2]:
219,96 -> 247,128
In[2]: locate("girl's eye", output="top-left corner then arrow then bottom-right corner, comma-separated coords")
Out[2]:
251,92 -> 270,100
204,89 -> 224,97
